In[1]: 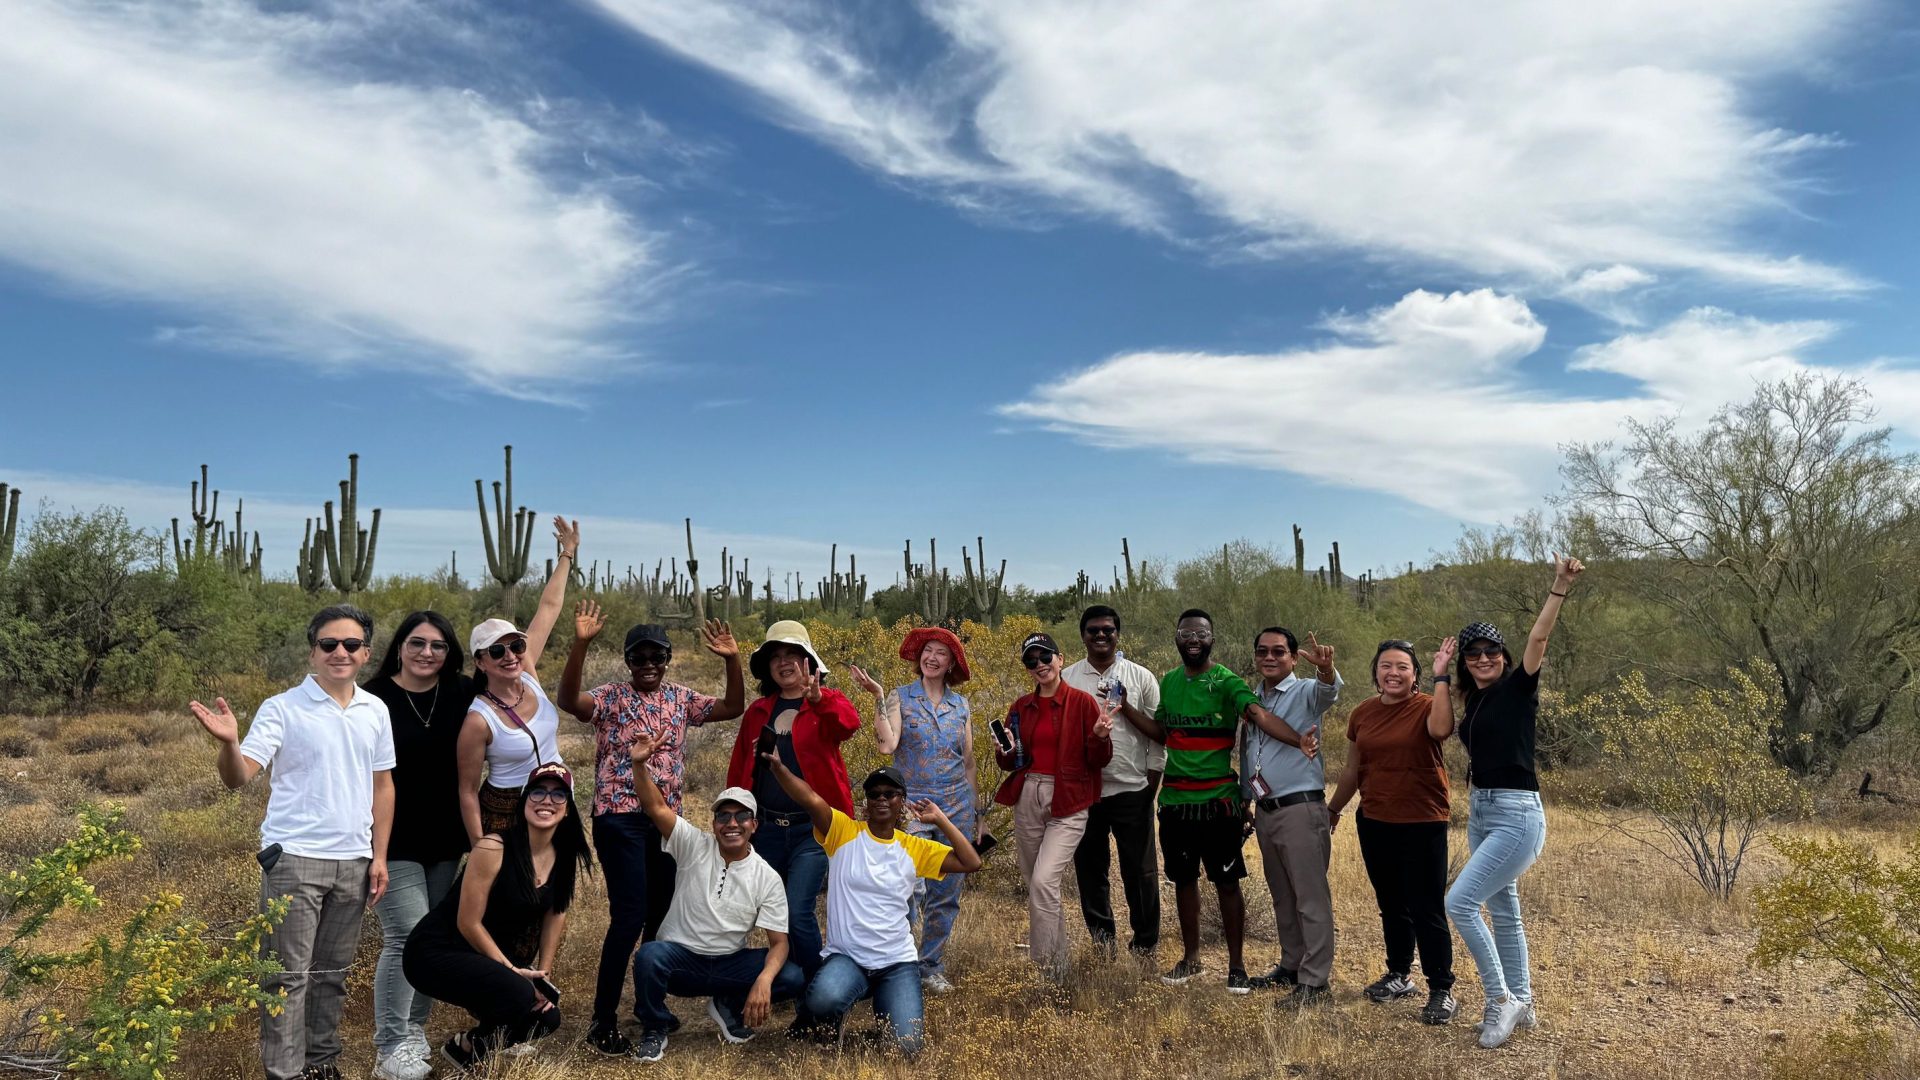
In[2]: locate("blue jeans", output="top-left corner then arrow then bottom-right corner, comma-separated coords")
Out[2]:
591,813 -> 677,1025
907,802 -> 973,976
633,940 -> 807,1032
751,819 -> 828,975
371,858 -> 459,1054
800,955 -> 926,1056
1446,788 -> 1547,1004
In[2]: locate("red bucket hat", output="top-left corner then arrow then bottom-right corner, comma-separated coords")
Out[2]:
900,627 -> 971,685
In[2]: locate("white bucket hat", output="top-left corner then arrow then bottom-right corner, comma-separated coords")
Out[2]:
749,620 -> 829,683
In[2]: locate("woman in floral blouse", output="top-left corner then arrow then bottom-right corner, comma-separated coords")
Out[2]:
557,599 -> 745,1055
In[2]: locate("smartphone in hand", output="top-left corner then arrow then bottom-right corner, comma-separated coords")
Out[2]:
988,718 -> 1014,755
756,726 -> 778,758
974,832 -> 1000,858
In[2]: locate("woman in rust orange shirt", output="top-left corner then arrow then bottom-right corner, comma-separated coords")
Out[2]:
1328,639 -> 1457,1025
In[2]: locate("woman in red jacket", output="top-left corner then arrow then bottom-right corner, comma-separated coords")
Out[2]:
727,620 -> 860,976
995,632 -> 1115,976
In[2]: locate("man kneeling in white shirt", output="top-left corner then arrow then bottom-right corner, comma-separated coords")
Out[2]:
625,731 -> 805,1062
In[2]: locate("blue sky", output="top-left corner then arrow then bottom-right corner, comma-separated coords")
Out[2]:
3,0 -> 1918,590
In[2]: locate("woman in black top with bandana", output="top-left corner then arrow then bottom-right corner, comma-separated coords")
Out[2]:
1432,554 -> 1583,1049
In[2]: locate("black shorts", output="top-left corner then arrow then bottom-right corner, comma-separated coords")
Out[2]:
1158,804 -> 1248,885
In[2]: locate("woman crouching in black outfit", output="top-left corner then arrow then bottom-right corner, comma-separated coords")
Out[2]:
403,762 -> 593,1069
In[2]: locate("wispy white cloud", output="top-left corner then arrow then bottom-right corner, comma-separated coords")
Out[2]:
584,0 -> 1873,299
0,0 -> 665,395
1000,289 -> 1920,521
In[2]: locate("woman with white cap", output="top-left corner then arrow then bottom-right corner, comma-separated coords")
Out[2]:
725,620 -> 861,976
456,517 -> 580,842
1438,553 -> 1584,1049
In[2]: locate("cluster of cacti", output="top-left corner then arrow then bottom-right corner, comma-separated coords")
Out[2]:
903,538 -> 951,624
818,545 -> 868,616
169,465 -> 262,580
297,454 -> 380,594
959,536 -> 1005,625
0,482 -> 20,574
476,445 -> 536,600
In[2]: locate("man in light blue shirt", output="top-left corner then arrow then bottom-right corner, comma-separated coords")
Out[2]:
1241,626 -> 1340,1004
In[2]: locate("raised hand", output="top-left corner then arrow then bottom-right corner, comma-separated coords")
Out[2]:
190,698 -> 240,744
1300,631 -> 1336,672
847,664 -> 884,697
909,798 -> 950,827
802,671 -> 823,705
701,619 -> 739,659
1553,552 -> 1585,587
630,730 -> 659,761
552,516 -> 581,559
1432,636 -> 1457,678
573,598 -> 605,642
1093,692 -> 1119,739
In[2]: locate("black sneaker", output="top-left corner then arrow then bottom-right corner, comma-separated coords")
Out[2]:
440,1034 -> 481,1073
1281,983 -> 1333,1008
707,997 -> 755,1044
1161,957 -> 1205,986
584,1023 -> 633,1056
631,1030 -> 669,1063
1421,989 -> 1458,1025
1363,971 -> 1416,1002
1226,968 -> 1253,995
1247,963 -> 1299,990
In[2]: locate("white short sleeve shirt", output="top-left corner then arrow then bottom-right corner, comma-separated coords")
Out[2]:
239,675 -> 397,860
655,817 -> 788,957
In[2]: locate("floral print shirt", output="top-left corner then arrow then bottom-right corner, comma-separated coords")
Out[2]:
585,681 -> 719,815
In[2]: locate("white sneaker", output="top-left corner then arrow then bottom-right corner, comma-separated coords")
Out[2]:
405,1026 -> 430,1061
1473,1001 -> 1537,1032
922,972 -> 955,994
372,1045 -> 431,1080
1478,996 -> 1526,1049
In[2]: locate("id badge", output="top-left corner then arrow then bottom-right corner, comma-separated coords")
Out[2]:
1248,774 -> 1273,800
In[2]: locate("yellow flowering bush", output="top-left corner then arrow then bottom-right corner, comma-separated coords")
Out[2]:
1,806 -> 283,1079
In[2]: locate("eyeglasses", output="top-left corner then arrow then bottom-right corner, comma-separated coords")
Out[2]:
627,650 -> 671,667
1463,645 -> 1504,660
865,789 -> 906,802
481,638 -> 528,661
712,809 -> 754,825
315,638 -> 366,654
403,637 -> 449,655
1175,631 -> 1213,643
526,786 -> 568,804
1253,646 -> 1291,658
1022,651 -> 1056,669
1084,625 -> 1118,637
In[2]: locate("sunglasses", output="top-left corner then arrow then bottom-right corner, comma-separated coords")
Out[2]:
1022,651 -> 1057,669
1253,646 -> 1291,658
315,638 -> 366,654
1463,645 -> 1504,660
712,809 -> 754,825
1084,625 -> 1118,637
403,637 -> 449,655
626,650 -> 671,667
481,638 -> 528,661
865,789 -> 906,802
526,786 -> 568,804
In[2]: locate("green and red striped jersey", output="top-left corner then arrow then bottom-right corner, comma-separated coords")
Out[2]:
1154,663 -> 1259,806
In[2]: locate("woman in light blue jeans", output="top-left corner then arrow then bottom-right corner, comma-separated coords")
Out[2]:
1432,554 -> 1583,1049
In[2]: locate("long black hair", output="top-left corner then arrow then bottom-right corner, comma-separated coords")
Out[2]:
371,610 -> 466,688
1454,635 -> 1516,698
495,781 -> 594,914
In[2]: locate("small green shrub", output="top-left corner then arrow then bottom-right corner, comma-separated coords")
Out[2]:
1754,830 -> 1920,1029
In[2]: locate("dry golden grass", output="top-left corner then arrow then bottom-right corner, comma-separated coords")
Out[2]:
3,705 -> 1918,1080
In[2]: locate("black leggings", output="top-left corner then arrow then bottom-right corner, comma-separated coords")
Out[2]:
402,941 -> 561,1051
1354,812 -> 1454,991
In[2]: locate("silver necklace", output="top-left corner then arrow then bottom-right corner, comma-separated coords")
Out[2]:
402,681 -> 440,728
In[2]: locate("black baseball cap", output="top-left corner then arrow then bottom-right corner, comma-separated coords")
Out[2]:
624,624 -> 671,655
1018,632 -> 1060,659
862,766 -> 909,795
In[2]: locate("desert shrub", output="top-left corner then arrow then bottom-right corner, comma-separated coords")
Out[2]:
1753,830 -> 1920,1029
1766,1027 -> 1905,1080
0,730 -> 34,758
1580,662 -> 1810,897
55,718 -> 135,756
0,805 -> 282,1080
141,804 -> 259,872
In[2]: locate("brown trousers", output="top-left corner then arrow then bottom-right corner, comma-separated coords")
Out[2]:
1013,775 -> 1089,974
1252,799 -> 1335,986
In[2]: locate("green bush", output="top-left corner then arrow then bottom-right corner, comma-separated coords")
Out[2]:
1754,830 -> 1920,1028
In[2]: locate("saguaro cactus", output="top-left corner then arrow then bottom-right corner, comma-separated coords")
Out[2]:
904,538 -> 951,624
819,545 -> 869,616
297,518 -> 327,594
319,453 -> 381,594
222,499 -> 263,581
477,444 -> 535,599
1293,524 -> 1306,577
0,482 -> 20,574
170,464 -> 223,569
960,536 -> 1005,626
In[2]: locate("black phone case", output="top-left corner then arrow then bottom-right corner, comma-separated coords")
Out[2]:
756,727 -> 778,757
256,843 -> 283,873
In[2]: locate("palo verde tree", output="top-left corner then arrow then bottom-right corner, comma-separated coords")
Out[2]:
1562,375 -> 1920,775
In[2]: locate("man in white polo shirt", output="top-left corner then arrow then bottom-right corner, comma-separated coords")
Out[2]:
626,731 -> 803,1062
1063,604 -> 1166,958
190,604 -> 396,1080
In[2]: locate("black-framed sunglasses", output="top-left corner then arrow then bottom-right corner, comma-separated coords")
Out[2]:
1462,644 -> 1504,660
865,788 -> 906,802
1253,646 -> 1291,658
481,638 -> 528,661
712,809 -> 754,825
626,649 -> 672,667
1022,651 -> 1056,670
1084,625 -> 1118,637
403,637 -> 450,655
315,637 -> 366,654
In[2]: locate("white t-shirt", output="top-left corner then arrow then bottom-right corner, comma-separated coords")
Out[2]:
469,672 -> 565,787
1062,655 -> 1165,796
655,816 -> 788,956
818,809 -> 951,969
239,675 -> 397,860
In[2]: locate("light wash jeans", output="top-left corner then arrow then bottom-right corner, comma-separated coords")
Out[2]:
372,858 -> 460,1054
1446,788 -> 1547,1005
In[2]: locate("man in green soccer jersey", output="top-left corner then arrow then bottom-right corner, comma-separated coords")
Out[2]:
1154,609 -> 1319,994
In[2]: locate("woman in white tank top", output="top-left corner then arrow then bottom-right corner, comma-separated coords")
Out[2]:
457,518 -> 580,841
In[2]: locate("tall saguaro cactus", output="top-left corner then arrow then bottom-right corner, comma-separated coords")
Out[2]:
476,444 -> 535,600
318,453 -> 381,594
222,499 -> 263,581
960,536 -> 1005,626
904,538 -> 951,625
171,465 -> 261,580
297,518 -> 327,594
0,482 -> 20,574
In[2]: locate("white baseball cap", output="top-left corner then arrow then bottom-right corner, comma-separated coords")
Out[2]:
712,786 -> 758,816
469,618 -> 524,655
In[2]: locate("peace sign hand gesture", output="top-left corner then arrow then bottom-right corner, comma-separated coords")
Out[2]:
1093,690 -> 1119,739
1432,636 -> 1457,678
802,672 -> 823,706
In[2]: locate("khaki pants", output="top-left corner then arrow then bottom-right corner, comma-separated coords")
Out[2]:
1253,799 -> 1334,987
1014,775 -> 1089,973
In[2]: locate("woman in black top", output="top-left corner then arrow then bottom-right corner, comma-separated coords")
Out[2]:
1434,554 -> 1583,1049
403,762 -> 593,1069
362,611 -> 475,1080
